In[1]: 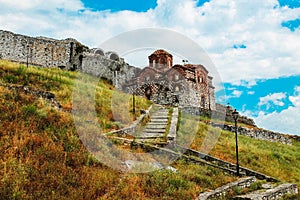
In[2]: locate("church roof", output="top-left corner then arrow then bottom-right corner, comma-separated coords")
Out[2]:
150,49 -> 172,57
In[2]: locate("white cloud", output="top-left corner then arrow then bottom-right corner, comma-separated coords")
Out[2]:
0,0 -> 83,11
0,0 -> 299,85
254,106 -> 300,135
258,92 -> 287,108
0,0 -> 299,134
232,90 -> 243,98
295,86 -> 300,93
248,91 -> 255,95
288,86 -> 300,107
253,86 -> 300,135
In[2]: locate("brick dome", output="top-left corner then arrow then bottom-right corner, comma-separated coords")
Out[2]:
149,49 -> 173,69
151,49 -> 172,56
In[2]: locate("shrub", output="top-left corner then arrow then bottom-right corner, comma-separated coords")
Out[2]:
16,66 -> 27,75
4,74 -> 17,83
22,104 -> 37,117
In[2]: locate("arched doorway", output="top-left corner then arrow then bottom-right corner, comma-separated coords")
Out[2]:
201,96 -> 206,108
145,86 -> 152,100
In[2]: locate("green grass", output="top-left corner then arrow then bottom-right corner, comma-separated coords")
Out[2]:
191,121 -> 300,188
0,60 -> 151,132
102,160 -> 237,200
0,60 -> 236,199
1,60 -> 299,198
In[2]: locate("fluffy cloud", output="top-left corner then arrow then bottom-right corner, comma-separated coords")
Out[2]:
255,105 -> 300,135
232,90 -> 243,98
0,0 -> 299,134
0,0 -> 299,84
253,86 -> 300,135
0,0 -> 83,11
289,86 -> 300,107
258,92 -> 287,108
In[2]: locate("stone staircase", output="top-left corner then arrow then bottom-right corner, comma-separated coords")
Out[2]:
234,183 -> 298,200
131,142 -> 298,199
176,146 -> 298,199
136,106 -> 169,140
196,176 -> 298,200
106,106 -> 299,199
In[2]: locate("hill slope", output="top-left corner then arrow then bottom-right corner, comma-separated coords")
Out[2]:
0,60 -> 238,199
0,60 -> 299,199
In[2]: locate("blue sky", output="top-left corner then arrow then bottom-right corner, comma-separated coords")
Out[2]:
0,0 -> 299,135
218,75 -> 300,130
81,0 -> 157,12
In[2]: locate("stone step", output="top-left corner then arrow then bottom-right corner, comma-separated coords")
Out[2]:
151,112 -> 168,115
196,177 -> 256,200
151,116 -> 168,119
235,183 -> 298,200
150,119 -> 168,122
148,121 -> 167,124
135,135 -> 165,139
146,125 -> 167,129
143,129 -> 166,134
152,112 -> 168,115
149,123 -> 167,126
136,133 -> 165,139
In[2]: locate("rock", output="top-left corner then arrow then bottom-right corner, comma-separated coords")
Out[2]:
44,92 -> 55,99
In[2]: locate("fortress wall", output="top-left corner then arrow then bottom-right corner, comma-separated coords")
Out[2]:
0,30 -> 138,89
0,30 -> 86,70
81,53 -> 139,89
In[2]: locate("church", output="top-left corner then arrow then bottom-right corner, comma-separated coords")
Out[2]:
123,49 -> 216,110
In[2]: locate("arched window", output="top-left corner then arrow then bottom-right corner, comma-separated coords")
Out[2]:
152,60 -> 156,67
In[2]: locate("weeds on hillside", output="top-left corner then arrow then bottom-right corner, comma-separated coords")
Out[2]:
191,120 -> 300,188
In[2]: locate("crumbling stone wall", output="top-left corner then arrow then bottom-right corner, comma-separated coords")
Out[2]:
196,177 -> 256,200
0,30 -> 87,70
237,183 -> 298,199
81,53 -> 139,89
0,30 -> 140,89
183,104 -> 256,126
181,107 -> 292,145
0,30 -> 217,110
209,122 -> 292,145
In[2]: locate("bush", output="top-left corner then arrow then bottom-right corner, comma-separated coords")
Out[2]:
249,181 -> 262,191
22,104 -> 37,117
16,66 -> 27,75
4,74 -> 17,83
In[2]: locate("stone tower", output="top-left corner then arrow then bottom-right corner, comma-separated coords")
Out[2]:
148,49 -> 173,71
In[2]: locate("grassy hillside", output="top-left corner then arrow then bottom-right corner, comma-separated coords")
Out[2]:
0,60 -> 238,199
190,120 -> 300,188
1,60 -> 299,199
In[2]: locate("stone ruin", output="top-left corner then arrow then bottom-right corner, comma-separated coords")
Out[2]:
0,30 -> 138,89
0,30 -> 216,110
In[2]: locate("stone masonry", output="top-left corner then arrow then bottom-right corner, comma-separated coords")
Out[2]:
123,49 -> 216,109
0,30 -> 138,89
196,177 -> 256,200
0,30 -> 86,70
0,31 -> 216,110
